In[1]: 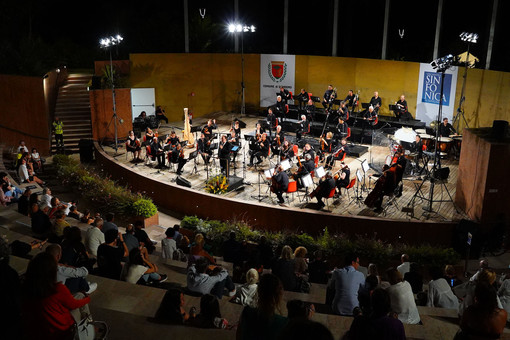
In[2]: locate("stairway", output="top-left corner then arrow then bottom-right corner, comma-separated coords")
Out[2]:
51,73 -> 93,154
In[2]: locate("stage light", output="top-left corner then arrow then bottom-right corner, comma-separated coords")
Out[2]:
430,54 -> 455,72
228,24 -> 236,33
236,24 -> 242,32
100,35 -> 123,48
460,32 -> 478,44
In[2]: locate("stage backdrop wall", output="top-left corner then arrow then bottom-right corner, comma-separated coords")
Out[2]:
89,89 -> 133,142
128,53 -> 510,131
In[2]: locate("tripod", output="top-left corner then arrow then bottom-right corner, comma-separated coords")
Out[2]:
250,170 -> 269,202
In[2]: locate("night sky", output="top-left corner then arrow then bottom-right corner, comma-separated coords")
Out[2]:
1,0 -> 509,74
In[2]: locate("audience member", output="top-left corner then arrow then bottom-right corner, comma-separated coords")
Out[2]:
21,252 -> 91,340
444,264 -> 462,288
385,267 -> 420,324
0,236 -> 22,340
272,245 -> 298,292
426,266 -> 460,309
308,250 -> 329,284
80,209 -> 95,224
40,187 -> 52,207
161,227 -> 177,259
396,254 -> 410,276
102,212 -> 118,234
134,220 -> 156,254
31,147 -> 44,171
31,203 -> 52,236
329,254 -> 365,315
190,233 -> 215,264
67,205 -> 81,220
173,224 -> 183,247
367,263 -> 382,286
236,273 -> 288,340
187,257 -> 236,299
123,223 -> 140,255
85,217 -> 105,257
52,210 -> 70,239
96,229 -> 129,280
0,187 -> 13,206
469,258 -> 489,282
60,226 -> 95,272
278,319 -> 333,340
153,288 -> 193,325
294,246 -> 308,277
231,268 -> 259,307
458,268 -> 502,317
498,273 -> 510,321
122,247 -> 167,285
358,274 -> 380,316
403,262 -> 423,293
286,299 -> 315,321
189,294 -> 228,329
17,188 -> 31,215
222,231 -> 242,264
256,235 -> 274,270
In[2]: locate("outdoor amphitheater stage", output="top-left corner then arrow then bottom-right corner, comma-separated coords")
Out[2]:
101,112 -> 469,226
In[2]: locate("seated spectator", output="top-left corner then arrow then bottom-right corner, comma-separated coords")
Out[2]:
294,246 -> 308,277
498,273 -> 510,321
17,188 -> 31,215
187,256 -> 236,299
28,192 -> 39,212
272,245 -> 298,292
52,210 -> 70,239
308,250 -> 329,284
48,197 -> 71,218
153,288 -> 193,324
0,236 -> 22,340
123,224 -> 140,256
80,209 -> 94,224
173,224 -> 183,247
1,172 -> 23,201
122,247 -> 167,285
46,244 -> 97,295
61,226 -> 95,272
396,254 -> 410,276
444,264 -> 462,288
255,235 -> 274,270
189,294 -> 228,329
17,140 -> 29,155
236,273 -> 288,340
329,254 -> 365,316
85,217 -> 104,257
368,263 -> 382,286
40,187 -> 53,207
31,203 -> 52,236
102,212 -> 118,234
17,156 -> 31,183
96,229 -> 129,280
470,258 -> 489,282
347,288 -> 406,340
222,231 -> 241,264
0,187 -> 13,206
278,319 -> 334,340
457,282 -> 507,339
161,227 -> 177,259
67,205 -> 81,220
286,299 -> 315,321
31,147 -> 44,171
190,233 -> 215,264
21,252 -> 91,340
458,268 -> 502,317
133,220 -> 155,254
25,167 -> 44,185
231,268 -> 259,307
358,274 -> 380,316
403,262 -> 423,293
426,266 -> 460,309
385,267 -> 420,324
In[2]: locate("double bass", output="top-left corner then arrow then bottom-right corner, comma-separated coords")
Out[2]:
270,166 -> 282,193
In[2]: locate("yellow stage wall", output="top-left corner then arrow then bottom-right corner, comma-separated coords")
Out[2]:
129,53 -> 510,130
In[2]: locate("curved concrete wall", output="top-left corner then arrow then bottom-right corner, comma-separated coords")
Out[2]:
94,142 -> 457,246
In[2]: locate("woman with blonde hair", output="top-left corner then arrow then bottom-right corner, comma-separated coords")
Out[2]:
385,267 -> 420,324
190,233 -> 215,264
293,246 -> 308,276
272,245 -> 297,291
231,268 -> 260,307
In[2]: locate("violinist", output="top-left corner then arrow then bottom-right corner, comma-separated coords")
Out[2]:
254,122 -> 266,139
231,119 -> 242,138
280,140 -> 294,161
219,134 -> 231,176
126,130 -> 142,162
325,138 -> 348,170
335,162 -> 350,196
249,133 -> 270,166
197,132 -> 212,165
145,127 -> 155,145
296,88 -> 310,111
312,171 -> 336,209
338,100 -> 350,121
150,136 -> 166,169
228,130 -> 240,163
164,130 -> 180,151
293,153 -> 315,188
319,132 -> 333,161
271,125 -> 285,158
301,143 -> 315,161
202,119 -> 217,142
168,142 -> 187,175
272,164 -> 289,205
334,116 -> 349,140
296,114 -> 309,140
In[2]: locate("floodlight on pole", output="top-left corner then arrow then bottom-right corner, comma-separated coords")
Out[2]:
99,34 -> 123,152
454,32 -> 477,132
227,23 -> 256,116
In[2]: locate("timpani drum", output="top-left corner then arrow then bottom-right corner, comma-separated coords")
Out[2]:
451,135 -> 462,150
437,136 -> 453,157
419,134 -> 434,151
415,129 -> 427,135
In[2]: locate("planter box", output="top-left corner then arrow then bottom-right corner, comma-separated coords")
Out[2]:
133,212 -> 159,228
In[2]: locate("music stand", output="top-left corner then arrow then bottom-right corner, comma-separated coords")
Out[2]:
251,169 -> 270,202
280,159 -> 291,172
189,150 -> 199,175
361,159 -> 370,192
315,166 -> 326,180
352,169 -> 364,206
299,173 -> 314,204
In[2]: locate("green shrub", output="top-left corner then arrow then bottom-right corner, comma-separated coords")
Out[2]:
132,198 -> 158,218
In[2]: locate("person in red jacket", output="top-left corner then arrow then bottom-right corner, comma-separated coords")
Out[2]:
21,252 -> 91,340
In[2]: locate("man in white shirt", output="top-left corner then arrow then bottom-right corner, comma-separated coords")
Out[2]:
41,187 -> 53,207
397,254 -> 410,276
86,217 -> 105,257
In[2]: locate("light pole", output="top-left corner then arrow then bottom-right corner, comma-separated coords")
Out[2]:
228,23 -> 255,116
454,32 -> 478,132
99,34 -> 123,152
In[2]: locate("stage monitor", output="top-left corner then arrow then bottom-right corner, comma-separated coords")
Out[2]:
361,159 -> 370,173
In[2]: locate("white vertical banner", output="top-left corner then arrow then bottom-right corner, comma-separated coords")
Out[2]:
416,63 -> 458,125
260,54 -> 295,107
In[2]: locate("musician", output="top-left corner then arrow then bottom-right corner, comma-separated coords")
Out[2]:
137,111 -> 149,130
278,86 -> 292,104
313,171 -> 336,209
266,108 -> 278,134
368,156 -> 406,213
274,95 -> 287,122
319,132 -> 333,161
168,142 -> 187,175
231,119 -> 242,138
219,135 -> 231,176
412,134 -> 426,174
305,98 -> 316,122
338,101 -> 350,121
369,91 -> 382,113
155,105 -> 169,124
363,106 -> 378,132
145,127 -> 155,144
271,125 -> 285,158
395,95 -> 409,120
335,163 -> 350,196
334,117 -> 349,140
249,133 -> 270,166
294,153 -> 315,188
164,130 -> 180,150
326,89 -> 337,112
280,140 -> 294,161
322,85 -> 334,109
197,132 -> 212,165
201,119 -> 217,142
228,130 -> 241,163
126,130 -> 142,162
296,114 -> 310,140
272,165 -> 289,205
301,143 -> 315,161
254,122 -> 266,139
439,117 -> 457,137
325,138 -> 349,170
296,88 -> 310,111
150,136 -> 165,168
344,90 -> 356,108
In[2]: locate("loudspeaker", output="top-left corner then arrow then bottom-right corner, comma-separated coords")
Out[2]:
433,167 -> 450,180
176,176 -> 191,188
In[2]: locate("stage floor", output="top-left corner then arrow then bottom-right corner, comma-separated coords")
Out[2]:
104,112 -> 469,223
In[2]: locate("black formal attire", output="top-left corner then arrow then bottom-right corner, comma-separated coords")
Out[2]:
306,102 -> 316,122
315,177 -> 336,208
334,121 -> 349,140
169,148 -> 187,175
126,136 -> 141,153
150,140 -> 165,167
395,99 -> 409,120
338,105 -> 350,120
369,96 -> 382,113
278,89 -> 292,104
301,147 -> 315,162
294,159 -> 315,189
155,107 -> 169,124
232,126 -> 242,138
164,136 -> 180,150
336,168 -> 351,193
218,141 -> 231,176
296,91 -> 310,110
326,144 -> 349,169
280,144 -> 294,161
202,123 -> 217,141
249,138 -> 270,165
323,89 -> 334,108
412,139 -> 426,174
228,135 -> 240,163
272,170 -> 289,204
274,101 -> 287,122
296,119 -> 310,140
439,123 -> 456,137
344,94 -> 355,108
271,131 -> 285,157
197,138 -> 212,164
266,112 -> 277,132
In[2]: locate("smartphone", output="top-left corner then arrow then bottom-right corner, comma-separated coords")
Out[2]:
450,279 -> 454,287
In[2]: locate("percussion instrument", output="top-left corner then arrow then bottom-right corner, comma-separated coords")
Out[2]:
436,136 -> 453,157
394,127 -> 417,143
419,134 -> 434,151
415,128 -> 427,135
451,135 -> 462,157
